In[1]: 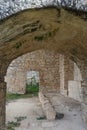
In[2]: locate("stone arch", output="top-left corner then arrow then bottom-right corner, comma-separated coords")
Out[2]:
0,8 -> 87,128
5,49 -> 61,94
6,51 -> 84,101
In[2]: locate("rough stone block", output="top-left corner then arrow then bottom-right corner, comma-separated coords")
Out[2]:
81,103 -> 87,123
39,92 -> 56,121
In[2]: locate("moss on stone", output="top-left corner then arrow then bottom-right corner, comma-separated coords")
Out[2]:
34,29 -> 58,41
15,42 -> 22,49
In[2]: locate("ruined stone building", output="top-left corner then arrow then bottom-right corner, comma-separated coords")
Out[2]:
5,50 -> 83,102
0,7 -> 87,128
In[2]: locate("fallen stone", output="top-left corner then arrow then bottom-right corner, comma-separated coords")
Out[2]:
81,103 -> 87,123
39,92 -> 56,121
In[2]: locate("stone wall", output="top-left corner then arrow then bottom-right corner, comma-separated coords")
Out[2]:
0,8 -> 87,128
5,50 -> 83,102
5,50 -> 60,94
59,55 -> 74,96
58,54 -> 83,102
0,82 -> 6,129
5,51 -> 87,125
68,63 -> 83,102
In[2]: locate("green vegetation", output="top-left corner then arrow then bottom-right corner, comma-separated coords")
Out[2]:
34,35 -> 44,41
6,121 -> 20,130
6,92 -> 38,101
26,82 -> 39,94
15,116 -> 27,122
34,29 -> 58,41
6,116 -> 27,130
36,116 -> 46,120
6,82 -> 39,101
15,42 -> 22,49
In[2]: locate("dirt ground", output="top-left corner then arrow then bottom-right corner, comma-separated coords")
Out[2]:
6,95 -> 87,130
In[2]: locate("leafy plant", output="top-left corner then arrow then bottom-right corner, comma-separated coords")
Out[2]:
26,82 -> 39,94
36,116 -> 46,120
6,121 -> 20,130
15,116 -> 27,122
6,116 -> 27,130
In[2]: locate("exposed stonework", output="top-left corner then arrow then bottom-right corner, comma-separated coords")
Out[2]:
68,63 -> 83,102
5,50 -> 60,94
5,49 -> 87,125
0,82 -> 6,129
0,8 -> 87,128
81,103 -> 87,123
6,51 -> 83,103
58,54 -> 83,102
39,92 -> 56,121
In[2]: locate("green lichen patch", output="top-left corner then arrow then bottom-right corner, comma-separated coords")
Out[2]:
15,42 -> 22,49
34,35 -> 44,41
34,28 -> 59,41
6,116 -> 27,130
6,121 -> 20,130
15,116 -> 27,122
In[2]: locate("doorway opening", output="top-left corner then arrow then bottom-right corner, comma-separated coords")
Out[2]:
26,71 -> 39,95
5,52 -> 44,130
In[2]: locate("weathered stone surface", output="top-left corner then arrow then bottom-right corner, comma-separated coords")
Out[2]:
0,7 -> 87,127
81,103 -> 87,123
39,92 -> 56,121
5,50 -> 83,104
6,50 -> 60,94
42,121 -> 57,128
0,8 -> 87,62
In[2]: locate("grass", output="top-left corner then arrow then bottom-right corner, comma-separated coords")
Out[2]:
6,121 -> 20,130
6,83 -> 39,101
26,83 -> 39,94
36,116 -> 46,120
6,93 -> 38,101
6,116 -> 27,130
15,116 -> 27,122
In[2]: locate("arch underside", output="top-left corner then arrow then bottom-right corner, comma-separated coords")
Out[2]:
0,7 -> 87,128
0,8 -> 87,63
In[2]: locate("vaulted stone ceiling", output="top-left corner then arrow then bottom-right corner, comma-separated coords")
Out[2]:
0,8 -> 87,64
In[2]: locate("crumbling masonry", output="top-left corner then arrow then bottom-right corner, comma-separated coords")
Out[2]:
0,8 -> 87,128
6,50 -> 83,103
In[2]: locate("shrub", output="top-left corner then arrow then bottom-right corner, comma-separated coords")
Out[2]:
26,83 -> 39,94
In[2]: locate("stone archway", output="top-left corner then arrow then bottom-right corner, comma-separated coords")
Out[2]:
5,50 -> 61,94
0,7 -> 87,128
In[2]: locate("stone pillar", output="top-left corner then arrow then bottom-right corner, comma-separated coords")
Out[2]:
0,62 -> 10,129
0,82 -> 6,129
80,63 -> 87,123
81,64 -> 87,103
59,55 -> 72,96
64,57 -> 74,91
59,54 -> 66,95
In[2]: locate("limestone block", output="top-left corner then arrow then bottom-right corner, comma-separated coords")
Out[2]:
39,92 -> 56,121
68,80 -> 82,102
81,103 -> 87,123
